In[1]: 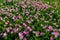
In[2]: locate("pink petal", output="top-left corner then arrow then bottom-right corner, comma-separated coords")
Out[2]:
18,32 -> 23,40
48,26 -> 53,30
50,37 -> 54,40
6,28 -> 10,32
23,23 -> 27,27
27,26 -> 32,31
52,31 -> 59,38
23,37 -> 27,40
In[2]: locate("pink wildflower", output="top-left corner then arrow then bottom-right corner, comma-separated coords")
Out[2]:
50,37 -> 54,40
15,7 -> 18,12
0,17 -> 2,20
43,4 -> 50,9
23,30 -> 29,36
43,26 -> 47,29
3,32 -> 7,37
23,37 -> 27,40
46,29 -> 51,32
48,26 -> 53,30
12,15 -> 17,21
12,28 -> 18,32
18,32 -> 23,40
33,31 -> 40,37
27,26 -> 32,31
17,14 -> 22,19
6,28 -> 11,32
20,1 -> 25,5
27,20 -> 31,23
52,31 -> 59,38
40,32 -> 45,36
23,23 -> 27,27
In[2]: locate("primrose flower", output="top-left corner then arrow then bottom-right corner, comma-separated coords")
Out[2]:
43,4 -> 50,9
12,28 -> 18,32
48,26 -> 53,30
52,31 -> 59,38
23,37 -> 27,40
17,14 -> 22,19
12,15 -> 18,21
3,32 -> 7,37
0,17 -> 2,21
50,37 -> 54,40
23,30 -> 29,36
46,29 -> 51,32
20,1 -> 25,5
33,31 -> 40,37
15,7 -> 18,12
27,20 -> 31,23
40,32 -> 45,36
27,26 -> 32,31
18,32 -> 23,40
6,28 -> 11,32
5,11 -> 9,15
12,15 -> 16,19
23,23 -> 27,27
43,26 -> 47,29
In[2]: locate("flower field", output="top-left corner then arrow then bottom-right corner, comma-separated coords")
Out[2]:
0,0 -> 60,40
